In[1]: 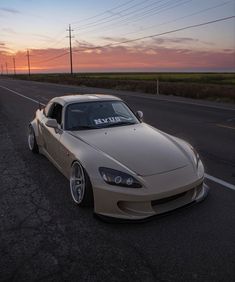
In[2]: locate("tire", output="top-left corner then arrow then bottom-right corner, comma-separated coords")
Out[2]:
28,125 -> 39,153
70,161 -> 93,207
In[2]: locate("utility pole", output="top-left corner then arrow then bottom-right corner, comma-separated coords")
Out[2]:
67,24 -> 74,75
27,49 -> 31,76
13,57 -> 16,75
5,62 -> 8,75
1,64 -> 3,75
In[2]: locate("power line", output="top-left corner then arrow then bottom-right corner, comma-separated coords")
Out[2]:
30,46 -> 68,63
74,0 -> 156,30
74,0 -> 170,31
32,51 -> 69,65
33,29 -> 66,51
129,0 -> 192,24
75,0 -> 191,36
74,16 -> 235,52
71,0 -> 138,25
115,0 -> 232,39
31,29 -> 73,71
33,36 -> 67,55
123,15 -> 235,45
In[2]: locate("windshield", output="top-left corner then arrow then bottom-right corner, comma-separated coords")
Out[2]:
65,100 -> 139,130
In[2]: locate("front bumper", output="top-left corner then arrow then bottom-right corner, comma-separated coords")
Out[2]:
93,180 -> 209,221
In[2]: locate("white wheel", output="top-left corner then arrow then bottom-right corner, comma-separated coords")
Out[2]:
70,161 -> 85,204
70,161 -> 93,207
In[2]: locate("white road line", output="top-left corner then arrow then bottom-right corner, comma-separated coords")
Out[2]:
1,84 -> 235,191
0,85 -> 46,106
216,124 -> 235,130
205,173 -> 235,191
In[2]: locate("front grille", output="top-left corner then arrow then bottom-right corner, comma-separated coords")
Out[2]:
151,191 -> 187,206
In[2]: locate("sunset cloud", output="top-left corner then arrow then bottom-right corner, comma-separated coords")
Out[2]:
1,38 -> 234,74
0,42 -> 11,51
152,37 -> 199,45
75,40 -> 96,49
102,36 -> 130,43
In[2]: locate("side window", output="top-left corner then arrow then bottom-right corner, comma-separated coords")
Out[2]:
48,103 -> 63,125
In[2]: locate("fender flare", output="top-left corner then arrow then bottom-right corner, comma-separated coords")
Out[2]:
29,119 -> 40,145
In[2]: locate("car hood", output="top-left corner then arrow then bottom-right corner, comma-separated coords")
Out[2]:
71,123 -> 190,176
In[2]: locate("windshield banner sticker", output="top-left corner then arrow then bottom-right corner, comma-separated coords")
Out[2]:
94,116 -> 121,125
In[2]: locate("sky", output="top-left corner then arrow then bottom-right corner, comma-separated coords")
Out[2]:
0,0 -> 235,73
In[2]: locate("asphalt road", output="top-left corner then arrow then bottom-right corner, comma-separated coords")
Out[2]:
0,78 -> 234,282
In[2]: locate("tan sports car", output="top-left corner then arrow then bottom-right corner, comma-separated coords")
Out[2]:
28,94 -> 209,221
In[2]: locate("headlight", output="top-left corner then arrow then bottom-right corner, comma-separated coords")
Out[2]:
99,167 -> 142,188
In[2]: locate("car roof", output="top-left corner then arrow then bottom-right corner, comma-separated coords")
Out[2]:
50,94 -> 121,106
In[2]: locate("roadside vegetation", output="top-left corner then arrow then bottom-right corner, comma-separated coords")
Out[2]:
6,72 -> 235,103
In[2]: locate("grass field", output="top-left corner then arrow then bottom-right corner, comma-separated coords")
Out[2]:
6,72 -> 235,103
78,72 -> 235,85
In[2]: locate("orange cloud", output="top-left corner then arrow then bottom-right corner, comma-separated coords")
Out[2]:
0,43 -> 234,74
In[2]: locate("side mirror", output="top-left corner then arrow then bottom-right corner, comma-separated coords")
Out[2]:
45,118 -> 58,129
136,110 -> 143,122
